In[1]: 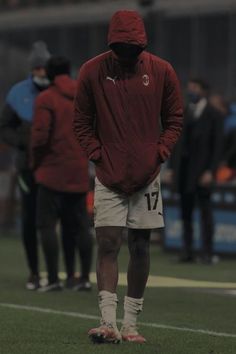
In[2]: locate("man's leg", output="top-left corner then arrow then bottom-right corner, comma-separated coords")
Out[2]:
96,226 -> 123,292
76,195 -> 93,285
127,229 -> 150,298
61,193 -> 93,289
120,229 -> 150,343
88,226 -> 123,343
88,177 -> 127,343
19,170 -> 39,289
61,222 -> 76,282
121,174 -> 163,343
180,192 -> 195,261
198,187 -> 214,262
37,186 -> 61,290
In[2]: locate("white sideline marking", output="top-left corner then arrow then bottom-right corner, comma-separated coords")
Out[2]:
1,303 -> 236,339
224,290 -> 236,296
41,272 -> 236,289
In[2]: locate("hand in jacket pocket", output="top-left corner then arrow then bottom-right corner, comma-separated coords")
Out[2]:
89,148 -> 102,163
158,144 -> 171,163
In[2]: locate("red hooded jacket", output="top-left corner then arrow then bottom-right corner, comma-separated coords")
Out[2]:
31,75 -> 89,193
74,10 -> 183,195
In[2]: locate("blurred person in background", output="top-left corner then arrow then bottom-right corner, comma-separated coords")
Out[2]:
0,41 -> 51,290
74,10 -> 183,344
31,56 -> 93,292
0,143 -> 17,229
221,103 -> 236,179
210,95 -> 236,182
167,79 -> 223,264
209,94 -> 228,118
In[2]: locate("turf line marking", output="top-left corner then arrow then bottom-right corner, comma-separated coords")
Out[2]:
42,272 -> 236,289
1,303 -> 236,339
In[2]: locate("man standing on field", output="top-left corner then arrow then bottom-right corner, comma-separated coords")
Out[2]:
74,10 -> 183,344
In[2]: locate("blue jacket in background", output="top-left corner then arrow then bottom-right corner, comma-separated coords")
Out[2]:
6,76 -> 39,122
0,76 -> 40,170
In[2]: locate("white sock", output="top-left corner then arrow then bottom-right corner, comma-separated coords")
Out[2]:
98,290 -> 118,329
122,296 -> 144,330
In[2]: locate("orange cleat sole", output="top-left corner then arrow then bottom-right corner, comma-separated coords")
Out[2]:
122,334 -> 146,344
88,327 -> 121,344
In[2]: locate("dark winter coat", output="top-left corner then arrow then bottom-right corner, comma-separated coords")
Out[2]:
31,75 -> 89,193
170,103 -> 224,193
74,10 -> 183,195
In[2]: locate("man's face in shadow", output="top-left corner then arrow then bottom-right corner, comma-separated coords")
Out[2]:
110,43 -> 143,66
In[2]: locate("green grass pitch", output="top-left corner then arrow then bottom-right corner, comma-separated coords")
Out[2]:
0,233 -> 236,354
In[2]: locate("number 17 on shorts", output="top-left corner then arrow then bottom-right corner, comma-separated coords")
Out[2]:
127,175 -> 164,229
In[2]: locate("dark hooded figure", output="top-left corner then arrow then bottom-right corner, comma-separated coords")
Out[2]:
168,78 -> 223,264
30,56 -> 93,292
74,10 -> 183,344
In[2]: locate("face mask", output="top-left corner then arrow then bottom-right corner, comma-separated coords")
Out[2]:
111,43 -> 143,66
187,92 -> 201,104
33,76 -> 50,90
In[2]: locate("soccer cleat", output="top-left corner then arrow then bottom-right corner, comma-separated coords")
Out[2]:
26,275 -> 40,291
38,282 -> 63,292
73,277 -> 92,291
120,325 -> 146,344
88,321 -> 122,344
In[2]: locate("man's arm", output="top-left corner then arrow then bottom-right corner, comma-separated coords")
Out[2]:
198,108 -> 224,186
0,104 -> 30,149
223,129 -> 236,166
30,94 -> 52,170
74,65 -> 101,162
159,63 -> 184,162
209,109 -> 224,174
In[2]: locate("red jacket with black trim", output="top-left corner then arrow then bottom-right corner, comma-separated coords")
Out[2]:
74,10 -> 183,195
31,75 -> 89,193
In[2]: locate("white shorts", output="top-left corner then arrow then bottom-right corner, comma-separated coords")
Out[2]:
94,175 -> 164,229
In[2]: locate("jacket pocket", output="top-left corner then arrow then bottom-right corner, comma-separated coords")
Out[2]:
130,142 -> 160,186
95,143 -> 126,186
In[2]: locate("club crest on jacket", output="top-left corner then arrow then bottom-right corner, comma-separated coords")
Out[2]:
142,74 -> 149,86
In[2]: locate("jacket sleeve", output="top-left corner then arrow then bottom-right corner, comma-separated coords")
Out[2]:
74,65 -> 101,162
0,104 -> 30,149
159,63 -> 184,162
30,94 -> 52,170
208,109 -> 224,174
223,129 -> 236,166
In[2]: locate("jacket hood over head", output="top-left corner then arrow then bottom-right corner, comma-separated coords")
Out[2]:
54,75 -> 76,100
108,10 -> 148,49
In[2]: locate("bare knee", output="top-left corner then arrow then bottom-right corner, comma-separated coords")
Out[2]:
128,230 -> 150,258
96,227 -> 122,259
